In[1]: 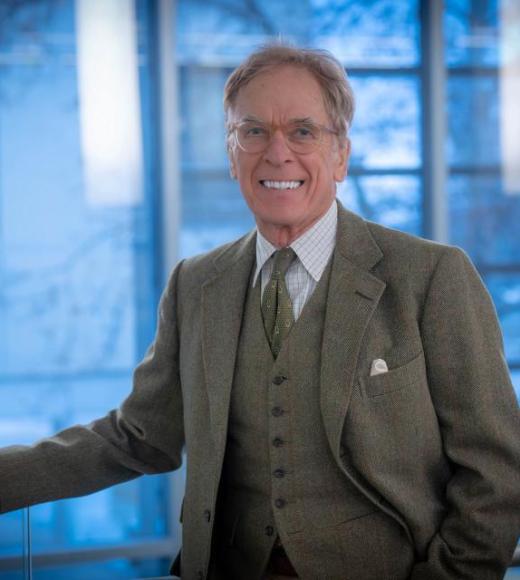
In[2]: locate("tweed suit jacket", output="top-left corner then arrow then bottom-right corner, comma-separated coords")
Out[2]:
0,202 -> 519,579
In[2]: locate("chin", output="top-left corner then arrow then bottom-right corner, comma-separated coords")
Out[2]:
260,207 -> 305,229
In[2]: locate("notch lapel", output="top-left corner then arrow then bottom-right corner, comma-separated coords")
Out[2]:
201,232 -> 256,453
321,205 -> 386,459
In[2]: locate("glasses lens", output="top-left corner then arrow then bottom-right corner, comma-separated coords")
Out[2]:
286,122 -> 321,153
236,122 -> 270,153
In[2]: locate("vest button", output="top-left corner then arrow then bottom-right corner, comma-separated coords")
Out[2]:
265,525 -> 275,536
272,437 -> 284,447
203,509 -> 211,522
275,498 -> 286,509
271,406 -> 284,417
273,468 -> 285,478
272,375 -> 287,385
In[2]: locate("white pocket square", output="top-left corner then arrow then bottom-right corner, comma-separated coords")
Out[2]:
370,358 -> 388,377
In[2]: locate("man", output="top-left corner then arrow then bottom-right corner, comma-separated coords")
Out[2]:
0,45 -> 519,580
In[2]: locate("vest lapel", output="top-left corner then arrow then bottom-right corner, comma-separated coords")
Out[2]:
321,204 -> 386,459
201,232 -> 256,452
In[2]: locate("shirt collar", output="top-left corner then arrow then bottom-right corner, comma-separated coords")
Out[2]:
253,200 -> 338,286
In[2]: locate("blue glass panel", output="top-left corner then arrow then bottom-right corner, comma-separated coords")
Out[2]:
444,0 -> 520,380
0,510 -> 27,580
176,0 -> 312,63
180,174 -> 253,258
0,0 -> 169,565
448,175 -> 520,266
179,66 -> 230,171
349,75 -> 420,169
446,75 -> 500,168
32,557 -> 168,580
338,175 -> 421,235
0,567 -> 27,580
482,274 -> 520,365
176,0 -> 419,67
444,0 -> 520,68
0,511 -> 24,557
312,0 -> 420,67
511,371 -> 520,403
29,478 -> 168,548
505,566 -> 520,579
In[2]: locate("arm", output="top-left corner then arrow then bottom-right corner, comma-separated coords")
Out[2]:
410,247 -> 520,579
0,262 -> 185,514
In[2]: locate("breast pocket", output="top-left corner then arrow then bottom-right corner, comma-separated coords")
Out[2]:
360,351 -> 427,399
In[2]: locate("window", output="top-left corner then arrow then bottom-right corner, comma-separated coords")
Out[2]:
445,0 -> 520,385
0,1 -> 178,578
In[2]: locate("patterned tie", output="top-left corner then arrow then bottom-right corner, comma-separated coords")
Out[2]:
261,248 -> 296,358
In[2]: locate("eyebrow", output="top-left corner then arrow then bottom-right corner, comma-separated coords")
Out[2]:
240,115 -> 264,123
291,117 -> 315,124
239,115 -> 317,124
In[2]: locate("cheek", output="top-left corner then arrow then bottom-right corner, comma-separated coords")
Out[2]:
235,155 -> 258,185
307,158 -> 336,185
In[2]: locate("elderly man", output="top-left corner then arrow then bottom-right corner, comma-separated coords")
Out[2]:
1,45 -> 519,580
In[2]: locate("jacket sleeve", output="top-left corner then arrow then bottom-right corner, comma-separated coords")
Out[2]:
410,247 -> 520,579
0,262 -> 185,514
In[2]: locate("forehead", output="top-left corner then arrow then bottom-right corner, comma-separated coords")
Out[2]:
231,65 -> 328,122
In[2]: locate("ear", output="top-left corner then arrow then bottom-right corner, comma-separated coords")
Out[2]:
229,152 -> 237,179
333,138 -> 351,182
227,133 -> 238,179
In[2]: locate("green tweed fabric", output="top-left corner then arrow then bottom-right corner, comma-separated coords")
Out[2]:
261,248 -> 296,358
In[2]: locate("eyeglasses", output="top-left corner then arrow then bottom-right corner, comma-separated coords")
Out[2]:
230,119 -> 338,154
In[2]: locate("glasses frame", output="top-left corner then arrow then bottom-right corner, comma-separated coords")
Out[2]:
229,119 -> 339,155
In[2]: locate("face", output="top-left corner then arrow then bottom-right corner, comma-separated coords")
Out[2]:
228,65 -> 350,245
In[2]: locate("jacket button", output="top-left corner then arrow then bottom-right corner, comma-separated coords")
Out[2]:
203,509 -> 211,522
273,468 -> 285,478
272,437 -> 284,447
271,406 -> 284,417
272,375 -> 287,385
275,498 -> 286,509
265,525 -> 274,536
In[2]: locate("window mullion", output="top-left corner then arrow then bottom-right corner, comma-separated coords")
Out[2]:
420,0 -> 448,243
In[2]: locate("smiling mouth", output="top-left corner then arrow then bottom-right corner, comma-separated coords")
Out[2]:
260,180 -> 304,190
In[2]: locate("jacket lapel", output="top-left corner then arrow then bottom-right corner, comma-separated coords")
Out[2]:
321,204 -> 386,458
201,231 -> 256,451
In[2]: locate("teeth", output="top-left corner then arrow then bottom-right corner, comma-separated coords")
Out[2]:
261,180 -> 302,190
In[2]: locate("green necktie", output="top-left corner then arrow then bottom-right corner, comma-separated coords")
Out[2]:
261,248 -> 296,358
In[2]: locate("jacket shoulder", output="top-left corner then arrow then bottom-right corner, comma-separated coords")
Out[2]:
173,230 -> 255,292
361,220 -> 481,305
365,220 -> 468,273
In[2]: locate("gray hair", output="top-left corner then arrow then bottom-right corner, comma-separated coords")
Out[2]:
224,44 -> 355,144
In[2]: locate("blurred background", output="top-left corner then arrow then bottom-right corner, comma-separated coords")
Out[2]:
0,0 -> 519,578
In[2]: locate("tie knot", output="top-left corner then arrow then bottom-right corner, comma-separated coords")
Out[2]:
271,248 -> 296,278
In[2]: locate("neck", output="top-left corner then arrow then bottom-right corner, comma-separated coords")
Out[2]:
260,226 -> 301,248
257,202 -> 335,248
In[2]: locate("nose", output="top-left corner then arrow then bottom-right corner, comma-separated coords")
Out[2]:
262,128 -> 294,166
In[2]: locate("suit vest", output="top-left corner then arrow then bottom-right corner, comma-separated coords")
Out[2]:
211,257 -> 413,579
